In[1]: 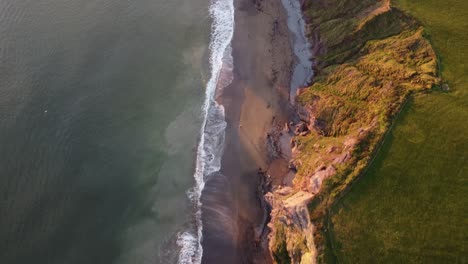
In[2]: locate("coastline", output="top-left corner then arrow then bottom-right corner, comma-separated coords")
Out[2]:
193,0 -> 441,263
200,0 -> 295,262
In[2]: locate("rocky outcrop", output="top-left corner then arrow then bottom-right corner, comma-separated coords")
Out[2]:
309,166 -> 336,194
266,190 -> 317,264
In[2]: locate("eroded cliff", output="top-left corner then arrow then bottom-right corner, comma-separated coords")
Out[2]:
267,0 -> 440,263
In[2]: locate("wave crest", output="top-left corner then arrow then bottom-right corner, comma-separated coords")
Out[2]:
177,0 -> 234,263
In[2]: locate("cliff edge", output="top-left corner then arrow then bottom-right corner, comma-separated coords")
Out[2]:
267,0 -> 440,263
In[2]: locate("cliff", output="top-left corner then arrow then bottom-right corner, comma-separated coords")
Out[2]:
266,0 -> 440,263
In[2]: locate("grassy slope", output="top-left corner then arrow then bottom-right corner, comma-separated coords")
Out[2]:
329,0 -> 468,263
269,1 -> 443,262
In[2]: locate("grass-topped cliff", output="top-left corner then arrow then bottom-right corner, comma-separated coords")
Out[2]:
328,0 -> 468,262
268,0 -> 443,263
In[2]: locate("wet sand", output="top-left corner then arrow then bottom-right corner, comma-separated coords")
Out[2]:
201,0 -> 295,263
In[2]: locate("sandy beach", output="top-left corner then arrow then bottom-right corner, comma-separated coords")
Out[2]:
200,0 -> 295,263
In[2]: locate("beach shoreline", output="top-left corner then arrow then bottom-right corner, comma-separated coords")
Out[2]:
200,0 -> 296,262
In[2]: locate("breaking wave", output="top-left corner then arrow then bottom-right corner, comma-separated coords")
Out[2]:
176,0 -> 234,263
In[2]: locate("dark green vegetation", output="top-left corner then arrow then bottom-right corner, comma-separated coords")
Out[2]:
329,0 -> 468,263
273,224 -> 292,264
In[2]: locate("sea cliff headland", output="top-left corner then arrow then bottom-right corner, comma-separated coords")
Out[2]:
264,0 -> 441,263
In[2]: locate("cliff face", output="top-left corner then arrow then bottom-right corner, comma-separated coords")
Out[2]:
267,0 -> 440,263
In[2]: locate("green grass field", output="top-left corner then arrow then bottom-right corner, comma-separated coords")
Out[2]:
328,0 -> 468,263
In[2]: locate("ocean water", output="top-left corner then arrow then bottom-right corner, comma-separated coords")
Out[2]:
0,0 -> 216,263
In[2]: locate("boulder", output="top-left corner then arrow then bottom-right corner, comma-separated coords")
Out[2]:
333,151 -> 351,164
276,187 -> 293,196
309,166 -> 337,193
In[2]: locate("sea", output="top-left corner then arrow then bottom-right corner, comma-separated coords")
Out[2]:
0,0 -> 234,263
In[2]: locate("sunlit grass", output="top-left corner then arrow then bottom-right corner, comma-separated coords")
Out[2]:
329,0 -> 468,262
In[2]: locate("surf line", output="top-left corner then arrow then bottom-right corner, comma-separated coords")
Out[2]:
177,0 -> 235,263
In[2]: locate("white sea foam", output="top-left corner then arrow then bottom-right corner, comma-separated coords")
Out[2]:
176,0 -> 234,263
176,232 -> 198,264
216,45 -> 234,96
